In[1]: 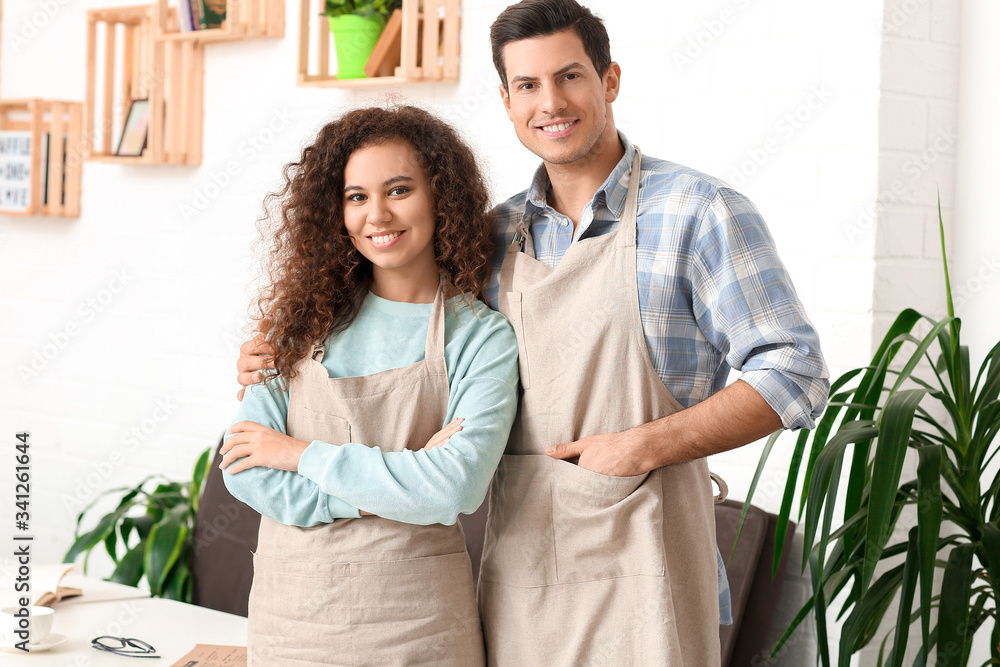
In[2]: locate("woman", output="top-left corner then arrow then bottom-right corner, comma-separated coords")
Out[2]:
219,105 -> 518,666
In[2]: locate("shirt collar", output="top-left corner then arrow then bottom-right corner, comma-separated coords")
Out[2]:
521,131 -> 638,224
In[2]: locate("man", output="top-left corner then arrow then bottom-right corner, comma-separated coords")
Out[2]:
237,1 -> 829,663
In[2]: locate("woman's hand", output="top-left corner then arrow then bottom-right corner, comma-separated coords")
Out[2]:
220,421 -> 310,473
424,418 -> 464,450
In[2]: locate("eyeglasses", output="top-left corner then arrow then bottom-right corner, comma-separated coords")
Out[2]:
91,636 -> 161,658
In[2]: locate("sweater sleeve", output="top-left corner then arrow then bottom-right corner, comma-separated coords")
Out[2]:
221,379 -> 361,527
296,308 -> 518,526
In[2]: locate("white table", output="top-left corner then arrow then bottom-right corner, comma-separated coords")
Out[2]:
1,594 -> 247,664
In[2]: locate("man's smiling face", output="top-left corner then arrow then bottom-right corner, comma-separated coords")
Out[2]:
499,29 -> 620,168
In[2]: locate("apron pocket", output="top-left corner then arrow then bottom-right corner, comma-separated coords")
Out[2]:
550,459 -> 665,583
248,552 -> 353,665
349,552 -> 485,666
299,407 -> 351,445
504,292 -> 531,390
479,454 -> 556,587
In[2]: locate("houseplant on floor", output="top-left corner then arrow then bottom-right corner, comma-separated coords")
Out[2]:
324,0 -> 402,79
740,206 -> 999,666
63,447 -> 211,602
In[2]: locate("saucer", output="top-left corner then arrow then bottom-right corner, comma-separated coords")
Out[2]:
0,632 -> 68,653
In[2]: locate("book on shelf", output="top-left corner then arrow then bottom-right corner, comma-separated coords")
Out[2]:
197,0 -> 227,30
177,0 -> 194,32
189,0 -> 203,30
41,132 -> 50,205
41,133 -> 68,207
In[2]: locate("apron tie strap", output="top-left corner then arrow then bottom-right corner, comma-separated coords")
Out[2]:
710,471 -> 728,504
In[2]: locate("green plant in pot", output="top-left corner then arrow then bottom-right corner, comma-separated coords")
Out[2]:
324,0 -> 402,80
63,448 -> 211,602
740,206 -> 999,666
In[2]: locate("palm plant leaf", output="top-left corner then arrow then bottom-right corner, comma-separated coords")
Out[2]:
746,207 -> 998,666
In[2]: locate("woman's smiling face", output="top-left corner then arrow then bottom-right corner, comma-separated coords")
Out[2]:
343,139 -> 438,284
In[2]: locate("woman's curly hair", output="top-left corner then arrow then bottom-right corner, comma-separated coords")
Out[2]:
253,105 -> 495,386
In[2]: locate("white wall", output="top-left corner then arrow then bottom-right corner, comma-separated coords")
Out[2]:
954,0 -> 1000,370
1,0 -> 988,663
952,1 -> 1000,662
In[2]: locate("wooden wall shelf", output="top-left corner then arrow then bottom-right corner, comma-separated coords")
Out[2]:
154,0 -> 284,43
85,5 -> 205,166
297,0 -> 460,88
0,99 -> 83,217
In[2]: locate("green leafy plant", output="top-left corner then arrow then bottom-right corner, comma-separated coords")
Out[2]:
323,0 -> 402,23
63,448 -> 211,602
741,203 -> 999,667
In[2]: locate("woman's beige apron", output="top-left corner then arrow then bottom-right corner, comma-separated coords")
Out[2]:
248,288 -> 486,667
479,150 -> 722,666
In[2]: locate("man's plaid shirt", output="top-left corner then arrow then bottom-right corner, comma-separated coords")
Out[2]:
484,133 -> 831,625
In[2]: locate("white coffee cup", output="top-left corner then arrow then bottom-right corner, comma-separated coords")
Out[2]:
1,605 -> 55,646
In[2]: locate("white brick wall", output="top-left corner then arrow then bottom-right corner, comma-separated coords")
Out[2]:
875,0 -> 961,328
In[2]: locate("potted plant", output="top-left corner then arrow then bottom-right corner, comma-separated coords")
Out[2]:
323,0 -> 402,79
63,448 -> 211,602
740,206 -> 999,666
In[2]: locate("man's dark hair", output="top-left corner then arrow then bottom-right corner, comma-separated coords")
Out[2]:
490,0 -> 612,91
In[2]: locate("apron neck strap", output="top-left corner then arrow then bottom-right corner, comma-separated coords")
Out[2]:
617,148 -> 643,249
424,281 -> 447,368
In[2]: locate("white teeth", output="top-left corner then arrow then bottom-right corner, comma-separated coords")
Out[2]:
541,121 -> 573,133
371,231 -> 401,245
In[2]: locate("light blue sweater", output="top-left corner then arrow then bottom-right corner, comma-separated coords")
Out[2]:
222,292 -> 519,527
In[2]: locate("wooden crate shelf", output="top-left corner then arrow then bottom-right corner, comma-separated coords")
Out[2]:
154,0 -> 284,43
85,5 -> 205,166
0,99 -> 83,217
298,0 -> 460,88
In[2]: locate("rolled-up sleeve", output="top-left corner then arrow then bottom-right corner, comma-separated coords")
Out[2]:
691,189 -> 830,430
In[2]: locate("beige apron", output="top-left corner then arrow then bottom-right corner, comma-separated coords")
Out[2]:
479,150 -> 722,666
248,288 -> 486,667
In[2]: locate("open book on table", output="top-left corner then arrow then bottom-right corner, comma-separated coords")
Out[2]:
33,563 -> 82,606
